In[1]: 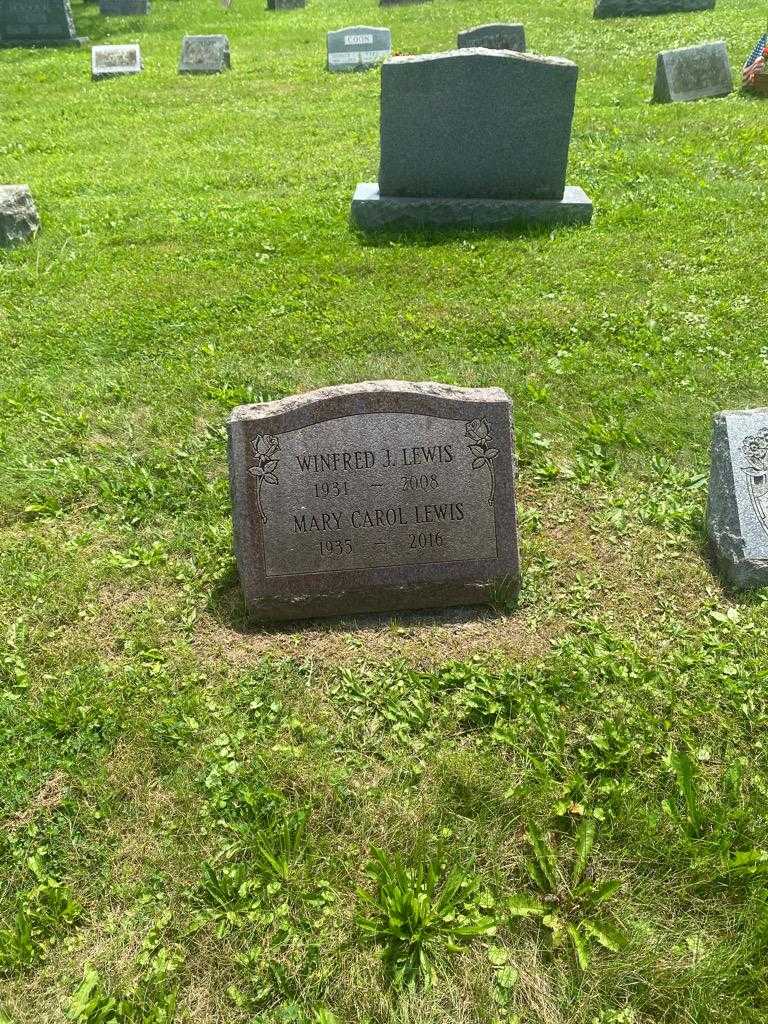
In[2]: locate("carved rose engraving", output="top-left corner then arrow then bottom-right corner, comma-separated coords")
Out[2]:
249,434 -> 281,524
742,427 -> 768,539
466,417 -> 499,506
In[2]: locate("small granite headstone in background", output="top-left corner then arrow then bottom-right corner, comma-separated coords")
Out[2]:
653,41 -> 731,102
92,43 -> 143,80
352,49 -> 592,230
179,35 -> 231,74
99,0 -> 150,14
380,0 -> 429,7
0,186 -> 41,249
0,0 -> 87,47
267,0 -> 305,11
708,409 -> 768,589
327,26 -> 391,72
595,0 -> 714,17
458,23 -> 526,53
228,381 -> 521,621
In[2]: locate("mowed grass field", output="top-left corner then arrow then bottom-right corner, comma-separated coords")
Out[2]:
3,0 -> 768,1020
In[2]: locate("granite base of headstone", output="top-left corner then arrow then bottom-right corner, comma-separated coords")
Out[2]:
0,186 -> 41,249
351,49 -> 592,231
595,0 -> 714,17
380,0 -> 429,6
327,27 -> 391,72
707,409 -> 768,589
267,0 -> 305,11
228,381 -> 521,621
458,23 -> 526,53
652,41 -> 731,102
92,43 -> 143,79
0,0 -> 87,47
99,0 -> 150,14
179,35 -> 231,74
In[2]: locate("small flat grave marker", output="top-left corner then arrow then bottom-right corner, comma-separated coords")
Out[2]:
708,409 -> 768,589
327,26 -> 391,72
99,0 -> 150,14
179,34 -> 231,74
91,43 -> 143,80
653,40 -> 731,102
228,381 -> 521,621
458,23 -> 526,53
0,0 -> 86,47
0,186 -> 40,248
267,0 -> 305,11
595,0 -> 714,17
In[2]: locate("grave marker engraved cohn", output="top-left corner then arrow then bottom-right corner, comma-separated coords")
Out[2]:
228,382 -> 520,621
327,26 -> 391,72
708,409 -> 768,589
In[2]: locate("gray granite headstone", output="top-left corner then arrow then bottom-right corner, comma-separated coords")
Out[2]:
327,26 -> 391,72
0,0 -> 86,47
595,0 -> 714,17
352,49 -> 592,229
228,381 -> 521,621
99,0 -> 150,14
380,0 -> 428,6
179,35 -> 231,74
708,409 -> 768,589
458,23 -> 526,53
652,41 -> 731,102
267,0 -> 305,10
0,186 -> 40,248
91,43 -> 143,79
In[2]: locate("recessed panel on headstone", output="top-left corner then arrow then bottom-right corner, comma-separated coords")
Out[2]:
0,186 -> 41,249
327,26 -> 391,72
91,43 -> 143,79
99,0 -> 150,14
708,409 -> 768,589
228,381 -> 521,621
458,23 -> 526,53
594,0 -> 714,17
179,34 -> 231,74
652,41 -> 731,102
0,0 -> 86,46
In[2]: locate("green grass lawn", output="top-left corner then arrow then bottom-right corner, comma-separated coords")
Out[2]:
3,0 -> 768,1020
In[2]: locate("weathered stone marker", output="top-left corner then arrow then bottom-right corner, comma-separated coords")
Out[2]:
0,186 -> 40,248
91,43 -> 143,80
179,35 -> 231,74
352,49 -> 592,230
652,41 -> 731,102
0,0 -> 86,47
458,23 -> 526,53
99,0 -> 150,14
327,27 -> 391,72
228,382 -> 520,621
595,0 -> 714,17
708,409 -> 768,589
267,0 -> 305,11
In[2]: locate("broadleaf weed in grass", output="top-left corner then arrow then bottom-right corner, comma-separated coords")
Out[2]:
357,848 -> 495,988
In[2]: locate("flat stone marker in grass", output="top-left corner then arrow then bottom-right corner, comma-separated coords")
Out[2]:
594,0 -> 714,17
652,41 -> 731,102
0,186 -> 40,248
0,0 -> 87,47
327,27 -> 391,72
228,381 -> 521,621
458,23 -> 526,53
98,0 -> 150,14
179,35 -> 231,74
91,43 -> 143,79
708,409 -> 768,589
351,49 -> 592,230
267,0 -> 305,11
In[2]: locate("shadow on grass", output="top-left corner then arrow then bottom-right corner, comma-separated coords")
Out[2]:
207,561 -> 519,637
350,220 -> 564,248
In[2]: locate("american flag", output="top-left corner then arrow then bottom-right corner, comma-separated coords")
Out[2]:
744,33 -> 768,90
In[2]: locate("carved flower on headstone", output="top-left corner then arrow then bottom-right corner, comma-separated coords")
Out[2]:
249,434 -> 281,523
466,418 -> 499,505
742,429 -> 768,473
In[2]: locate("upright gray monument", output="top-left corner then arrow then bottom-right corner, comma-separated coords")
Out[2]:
99,0 -> 150,13
91,43 -> 143,80
708,410 -> 768,589
0,186 -> 40,248
352,49 -> 592,230
228,381 -> 521,621
458,23 -> 526,53
0,0 -> 86,47
179,35 -> 231,74
267,0 -> 305,10
595,0 -> 714,17
652,41 -> 731,102
327,26 -> 391,72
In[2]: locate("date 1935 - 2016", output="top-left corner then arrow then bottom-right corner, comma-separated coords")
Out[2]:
319,532 -> 444,559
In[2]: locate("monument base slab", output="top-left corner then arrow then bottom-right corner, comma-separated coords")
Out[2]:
0,36 -> 87,47
351,183 -> 593,230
